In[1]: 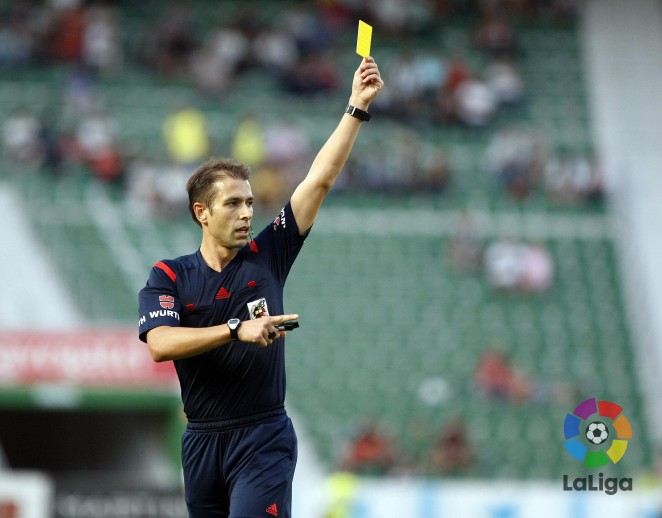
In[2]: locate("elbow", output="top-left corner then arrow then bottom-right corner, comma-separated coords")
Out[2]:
308,161 -> 341,193
148,342 -> 169,362
146,330 -> 172,362
309,175 -> 334,196
149,347 -> 169,363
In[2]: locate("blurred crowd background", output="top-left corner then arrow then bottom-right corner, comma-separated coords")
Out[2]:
1,0 -> 661,516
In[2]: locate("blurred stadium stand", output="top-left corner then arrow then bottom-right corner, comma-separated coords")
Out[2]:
0,0 -> 661,516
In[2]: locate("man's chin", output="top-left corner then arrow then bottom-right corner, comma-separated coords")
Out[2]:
233,237 -> 250,248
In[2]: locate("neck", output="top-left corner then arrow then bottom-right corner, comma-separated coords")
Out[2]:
199,239 -> 238,272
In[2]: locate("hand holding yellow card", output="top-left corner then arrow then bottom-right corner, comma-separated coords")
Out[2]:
356,20 -> 372,58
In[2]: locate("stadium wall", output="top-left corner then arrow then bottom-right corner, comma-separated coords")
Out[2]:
582,0 -> 662,441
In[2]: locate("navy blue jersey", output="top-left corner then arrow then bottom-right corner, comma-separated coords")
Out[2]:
138,203 -> 307,420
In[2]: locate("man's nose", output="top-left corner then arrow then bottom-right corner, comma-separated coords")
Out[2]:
240,203 -> 252,219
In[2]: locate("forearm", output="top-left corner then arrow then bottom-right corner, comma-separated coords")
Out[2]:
309,98 -> 366,188
290,113 -> 363,232
146,324 -> 231,362
146,313 -> 300,361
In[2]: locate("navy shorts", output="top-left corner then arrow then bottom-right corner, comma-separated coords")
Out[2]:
182,409 -> 297,518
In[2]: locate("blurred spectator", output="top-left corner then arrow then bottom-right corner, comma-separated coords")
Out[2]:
380,51 -> 451,123
443,56 -> 472,96
414,52 -> 448,103
140,4 -> 195,77
345,146 -> 394,192
486,127 -> 547,199
391,132 -> 451,193
316,0 -> 355,31
38,112 -> 65,174
474,9 -> 519,58
454,75 -> 498,128
205,21 -> 251,74
476,346 -> 578,405
284,50 -> 340,96
282,5 -> 334,54
2,107 -> 43,167
484,237 -> 527,291
338,422 -> 402,475
425,419 -> 474,476
190,19 -> 251,96
162,105 -> 211,166
520,242 -> 554,293
75,108 -> 124,183
485,56 -> 525,105
474,347 -> 532,402
484,238 -> 554,293
126,159 -> 190,217
251,165 -> 287,215
231,115 -> 265,168
418,148 -> 452,194
82,3 -> 122,74
190,46 -> 233,98
0,14 -> 33,67
230,115 -> 290,214
544,151 -> 605,205
252,26 -> 299,81
385,52 -> 422,120
263,120 -> 311,188
48,3 -> 85,62
332,137 -> 451,195
366,0 -> 433,36
60,65 -> 100,125
435,56 -> 472,124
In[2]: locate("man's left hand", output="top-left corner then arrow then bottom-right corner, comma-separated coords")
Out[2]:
350,56 -> 384,109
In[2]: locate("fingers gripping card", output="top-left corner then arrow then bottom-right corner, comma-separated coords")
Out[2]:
356,20 -> 372,58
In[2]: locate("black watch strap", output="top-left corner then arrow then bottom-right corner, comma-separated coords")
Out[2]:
345,104 -> 371,121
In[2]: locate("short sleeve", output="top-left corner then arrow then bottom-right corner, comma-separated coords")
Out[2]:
138,261 -> 182,342
252,202 -> 309,284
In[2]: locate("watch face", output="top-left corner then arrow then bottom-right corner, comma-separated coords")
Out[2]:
228,318 -> 240,329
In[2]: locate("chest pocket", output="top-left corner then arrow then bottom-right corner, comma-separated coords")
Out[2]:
230,279 -> 270,320
181,305 -> 212,327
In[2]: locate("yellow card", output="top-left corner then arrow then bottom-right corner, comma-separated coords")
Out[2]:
356,20 -> 372,57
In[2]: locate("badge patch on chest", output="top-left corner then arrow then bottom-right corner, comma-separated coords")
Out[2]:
247,298 -> 270,319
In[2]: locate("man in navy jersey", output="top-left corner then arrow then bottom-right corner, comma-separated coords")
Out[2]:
138,56 -> 383,517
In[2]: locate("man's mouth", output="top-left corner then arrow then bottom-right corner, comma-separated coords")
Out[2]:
235,226 -> 250,236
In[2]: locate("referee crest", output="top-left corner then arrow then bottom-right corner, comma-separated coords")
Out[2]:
248,298 -> 270,319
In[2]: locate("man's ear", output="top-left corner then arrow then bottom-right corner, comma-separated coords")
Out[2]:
193,202 -> 207,225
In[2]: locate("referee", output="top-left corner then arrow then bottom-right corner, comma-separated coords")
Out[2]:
138,57 -> 383,517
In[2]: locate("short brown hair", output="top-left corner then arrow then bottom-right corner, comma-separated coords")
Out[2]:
186,157 -> 251,226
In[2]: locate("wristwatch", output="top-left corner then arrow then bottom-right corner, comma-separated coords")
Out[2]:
345,104 -> 371,122
228,318 -> 241,340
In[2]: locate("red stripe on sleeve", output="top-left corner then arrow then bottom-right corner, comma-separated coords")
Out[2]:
154,261 -> 177,282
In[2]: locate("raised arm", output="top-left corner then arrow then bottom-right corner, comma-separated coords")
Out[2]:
290,56 -> 384,234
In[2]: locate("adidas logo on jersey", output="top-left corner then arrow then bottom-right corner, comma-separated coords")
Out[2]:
215,287 -> 230,300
